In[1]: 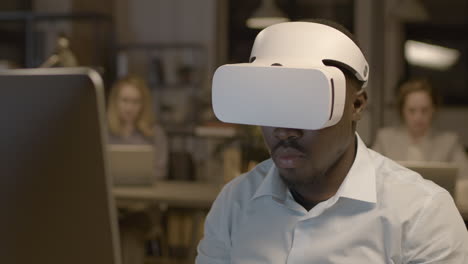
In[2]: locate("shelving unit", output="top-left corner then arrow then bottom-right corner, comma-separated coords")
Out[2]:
0,11 -> 114,67
116,43 -> 207,128
115,43 -> 219,182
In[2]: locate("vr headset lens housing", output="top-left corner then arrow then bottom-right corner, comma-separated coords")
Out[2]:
213,64 -> 346,130
212,22 -> 369,130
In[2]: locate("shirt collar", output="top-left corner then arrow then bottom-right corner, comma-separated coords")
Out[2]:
250,134 -> 377,204
251,160 -> 288,201
338,134 -> 377,203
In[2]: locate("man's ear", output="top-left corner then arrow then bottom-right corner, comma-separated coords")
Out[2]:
352,90 -> 367,121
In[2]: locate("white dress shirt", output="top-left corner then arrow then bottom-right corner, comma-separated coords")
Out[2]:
197,135 -> 468,264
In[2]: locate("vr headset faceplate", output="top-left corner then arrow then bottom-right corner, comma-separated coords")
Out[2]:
212,22 -> 369,130
213,63 -> 346,130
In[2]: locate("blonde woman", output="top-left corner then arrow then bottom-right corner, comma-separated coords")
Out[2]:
373,79 -> 465,163
373,78 -> 468,180
107,75 -> 168,264
107,75 -> 168,179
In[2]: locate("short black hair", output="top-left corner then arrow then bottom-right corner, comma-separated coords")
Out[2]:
305,18 -> 361,49
306,19 -> 365,90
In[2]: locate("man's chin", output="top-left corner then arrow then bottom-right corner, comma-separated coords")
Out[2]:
278,167 -> 324,188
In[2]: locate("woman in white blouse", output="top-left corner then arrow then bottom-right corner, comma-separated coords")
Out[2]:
372,78 -> 468,180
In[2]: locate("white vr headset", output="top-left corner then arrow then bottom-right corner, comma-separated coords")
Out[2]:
212,22 -> 369,130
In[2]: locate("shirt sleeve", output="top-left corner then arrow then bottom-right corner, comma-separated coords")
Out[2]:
196,185 -> 232,264
403,191 -> 468,263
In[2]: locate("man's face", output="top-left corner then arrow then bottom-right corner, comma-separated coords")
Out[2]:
261,78 -> 366,187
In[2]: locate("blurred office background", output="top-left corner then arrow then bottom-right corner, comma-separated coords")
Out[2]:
1,0 -> 468,263
1,0 -> 467,147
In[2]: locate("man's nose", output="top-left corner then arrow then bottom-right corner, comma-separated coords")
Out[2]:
273,128 -> 303,141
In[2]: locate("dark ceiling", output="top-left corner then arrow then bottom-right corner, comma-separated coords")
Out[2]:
228,0 -> 354,63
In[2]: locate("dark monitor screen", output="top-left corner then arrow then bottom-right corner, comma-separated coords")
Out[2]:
0,68 -> 121,264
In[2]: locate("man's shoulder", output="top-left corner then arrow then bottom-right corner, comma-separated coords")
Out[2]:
368,149 -> 449,206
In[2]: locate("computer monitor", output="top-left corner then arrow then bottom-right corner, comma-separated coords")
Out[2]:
0,68 -> 121,264
397,161 -> 458,197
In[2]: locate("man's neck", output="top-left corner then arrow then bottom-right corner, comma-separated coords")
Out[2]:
290,137 -> 358,210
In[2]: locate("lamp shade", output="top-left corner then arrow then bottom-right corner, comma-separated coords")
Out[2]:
246,0 -> 290,29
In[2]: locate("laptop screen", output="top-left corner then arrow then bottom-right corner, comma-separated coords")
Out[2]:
397,161 -> 458,197
107,144 -> 155,186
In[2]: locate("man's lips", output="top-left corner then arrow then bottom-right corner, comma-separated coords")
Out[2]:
273,147 -> 306,169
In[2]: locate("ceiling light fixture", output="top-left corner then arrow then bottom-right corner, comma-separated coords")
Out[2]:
246,0 -> 290,29
405,40 -> 460,71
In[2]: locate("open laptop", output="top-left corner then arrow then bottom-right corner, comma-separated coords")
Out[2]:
0,68 -> 121,264
397,161 -> 458,197
107,144 -> 155,186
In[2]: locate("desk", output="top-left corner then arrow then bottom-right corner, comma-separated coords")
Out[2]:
113,180 -> 222,209
113,181 -> 222,262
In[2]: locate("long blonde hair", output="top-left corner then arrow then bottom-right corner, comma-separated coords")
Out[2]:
107,75 -> 155,138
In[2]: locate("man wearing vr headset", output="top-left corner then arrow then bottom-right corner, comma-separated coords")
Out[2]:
197,20 -> 468,263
